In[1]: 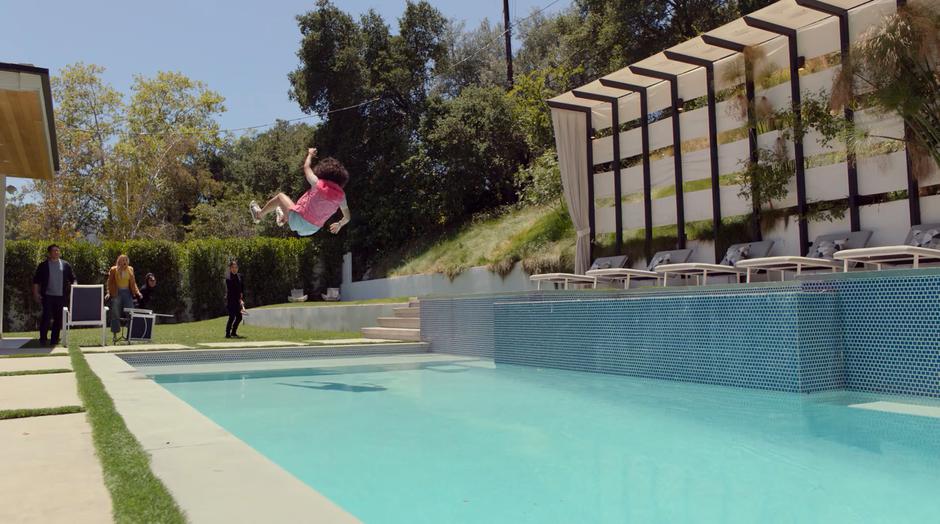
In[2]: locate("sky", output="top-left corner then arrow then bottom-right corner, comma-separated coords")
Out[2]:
1,0 -> 567,134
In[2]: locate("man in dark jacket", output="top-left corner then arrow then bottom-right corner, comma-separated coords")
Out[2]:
32,244 -> 77,346
225,259 -> 245,338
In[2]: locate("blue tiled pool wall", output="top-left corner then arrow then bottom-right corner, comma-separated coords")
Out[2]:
421,291 -> 600,358
420,271 -> 940,397
804,274 -> 940,397
494,291 -> 844,393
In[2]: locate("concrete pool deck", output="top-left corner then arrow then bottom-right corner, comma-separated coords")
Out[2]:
87,351 -> 483,523
0,356 -> 112,524
0,413 -> 112,523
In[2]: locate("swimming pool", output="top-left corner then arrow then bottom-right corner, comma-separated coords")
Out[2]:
151,355 -> 940,523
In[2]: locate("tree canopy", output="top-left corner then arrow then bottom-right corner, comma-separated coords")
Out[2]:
16,0 -> 781,276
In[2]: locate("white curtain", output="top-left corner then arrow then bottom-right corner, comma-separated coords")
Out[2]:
551,109 -> 591,274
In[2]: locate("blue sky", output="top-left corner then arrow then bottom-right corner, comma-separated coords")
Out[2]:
2,0 -> 567,134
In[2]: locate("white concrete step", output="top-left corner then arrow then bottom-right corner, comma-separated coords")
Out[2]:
393,307 -> 420,318
408,297 -> 420,308
361,327 -> 421,342
377,316 -> 419,329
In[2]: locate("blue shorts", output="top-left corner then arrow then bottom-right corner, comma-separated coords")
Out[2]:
288,211 -> 320,236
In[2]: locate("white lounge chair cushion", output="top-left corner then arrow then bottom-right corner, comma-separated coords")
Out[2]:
833,245 -> 940,262
529,273 -> 597,283
735,256 -> 841,270
584,268 -> 658,279
654,263 -> 745,275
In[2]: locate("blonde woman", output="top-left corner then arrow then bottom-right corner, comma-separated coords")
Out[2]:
105,254 -> 142,343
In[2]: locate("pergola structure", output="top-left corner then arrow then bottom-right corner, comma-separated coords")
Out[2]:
549,0 -> 928,273
0,62 -> 60,339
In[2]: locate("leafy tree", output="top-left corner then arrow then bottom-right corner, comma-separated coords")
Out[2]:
21,63 -> 123,239
510,65 -> 581,156
289,0 -> 453,269
225,121 -> 316,197
419,86 -> 529,220
186,194 -> 278,239
436,19 -> 508,96
110,71 -> 226,240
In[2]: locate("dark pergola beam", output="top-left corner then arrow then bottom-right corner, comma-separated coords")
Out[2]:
598,79 -> 655,259
896,0 -> 921,225
701,35 -> 762,241
664,50 -> 736,262
629,65 -> 688,249
572,90 -> 624,252
744,15 -> 810,255
547,100 -> 596,260
795,0 -> 861,232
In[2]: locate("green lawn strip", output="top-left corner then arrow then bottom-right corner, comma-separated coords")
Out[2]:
0,368 -> 72,377
0,353 -> 68,359
69,345 -> 186,524
6,316 -> 360,349
0,405 -> 84,420
255,296 -> 411,309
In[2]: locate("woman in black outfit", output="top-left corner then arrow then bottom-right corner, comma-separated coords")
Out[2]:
225,260 -> 245,338
138,273 -> 157,309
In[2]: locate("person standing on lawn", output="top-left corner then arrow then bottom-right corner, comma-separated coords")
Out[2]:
137,273 -> 157,310
106,254 -> 143,344
32,244 -> 77,347
225,260 -> 245,338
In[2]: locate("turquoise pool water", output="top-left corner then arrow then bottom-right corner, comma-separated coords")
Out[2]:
153,358 -> 940,523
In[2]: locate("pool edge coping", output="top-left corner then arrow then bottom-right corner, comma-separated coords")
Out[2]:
85,352 -> 362,524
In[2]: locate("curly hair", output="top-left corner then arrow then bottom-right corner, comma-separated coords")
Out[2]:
311,157 -> 350,188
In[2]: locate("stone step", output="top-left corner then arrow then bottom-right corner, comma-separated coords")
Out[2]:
408,297 -> 420,308
393,307 -> 420,318
377,316 -> 420,329
361,327 -> 421,342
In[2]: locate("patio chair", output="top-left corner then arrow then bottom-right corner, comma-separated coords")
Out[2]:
736,231 -> 872,283
585,249 -> 692,289
530,255 -> 629,290
62,284 -> 109,347
321,288 -> 340,302
655,241 -> 775,286
834,223 -> 940,271
287,288 -> 308,303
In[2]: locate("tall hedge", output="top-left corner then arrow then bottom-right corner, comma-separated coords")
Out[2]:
3,238 -> 333,332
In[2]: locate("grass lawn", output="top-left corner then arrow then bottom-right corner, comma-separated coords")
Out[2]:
389,204 -> 575,278
6,316 -> 360,348
254,296 -> 411,309
69,345 -> 186,523
0,405 -> 84,420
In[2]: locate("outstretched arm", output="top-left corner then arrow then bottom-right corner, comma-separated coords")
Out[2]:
329,201 -> 351,234
303,148 -> 318,187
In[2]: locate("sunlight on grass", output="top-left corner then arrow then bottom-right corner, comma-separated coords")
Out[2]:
390,205 -> 575,278
6,317 -> 360,348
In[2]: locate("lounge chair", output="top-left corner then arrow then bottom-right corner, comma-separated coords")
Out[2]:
585,249 -> 693,289
654,240 -> 775,286
321,288 -> 340,302
288,288 -> 308,303
736,231 -> 872,283
834,223 -> 940,271
62,284 -> 109,347
530,255 -> 629,290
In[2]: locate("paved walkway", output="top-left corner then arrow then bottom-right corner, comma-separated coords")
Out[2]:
0,356 -> 113,523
